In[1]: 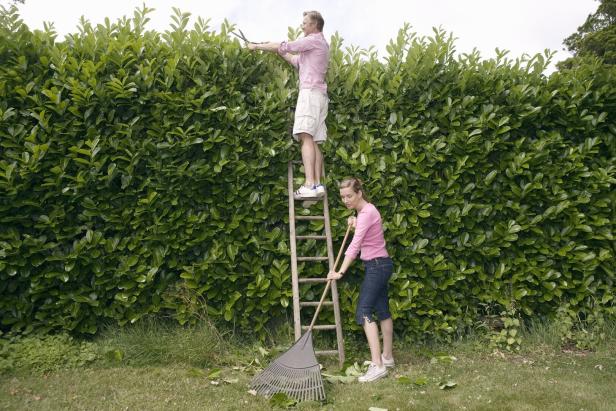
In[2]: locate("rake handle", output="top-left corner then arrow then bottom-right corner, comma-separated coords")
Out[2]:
307,223 -> 352,332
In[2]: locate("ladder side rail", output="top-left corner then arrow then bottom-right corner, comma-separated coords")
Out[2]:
322,168 -> 346,367
287,161 -> 301,340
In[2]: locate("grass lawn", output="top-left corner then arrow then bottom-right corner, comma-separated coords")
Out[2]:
1,321 -> 615,410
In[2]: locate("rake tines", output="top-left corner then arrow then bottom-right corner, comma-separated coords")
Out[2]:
250,331 -> 326,402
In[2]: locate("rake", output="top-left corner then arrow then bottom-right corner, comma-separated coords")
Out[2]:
250,224 -> 352,402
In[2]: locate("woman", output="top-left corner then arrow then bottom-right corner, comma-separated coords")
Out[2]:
327,177 -> 394,383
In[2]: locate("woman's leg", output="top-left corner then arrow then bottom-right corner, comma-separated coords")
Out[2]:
356,266 -> 381,365
380,318 -> 394,360
363,318 -> 382,366
357,261 -> 390,382
373,259 -> 394,360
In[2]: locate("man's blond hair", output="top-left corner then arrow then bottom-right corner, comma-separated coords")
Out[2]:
303,10 -> 324,32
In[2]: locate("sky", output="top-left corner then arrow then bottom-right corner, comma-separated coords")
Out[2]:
11,0 -> 599,73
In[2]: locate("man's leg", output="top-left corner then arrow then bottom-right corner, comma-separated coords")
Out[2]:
313,91 -> 328,190
314,142 -> 323,185
299,133 -> 316,187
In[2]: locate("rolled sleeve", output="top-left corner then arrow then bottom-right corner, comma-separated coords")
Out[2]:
278,41 -> 291,55
279,36 -> 318,54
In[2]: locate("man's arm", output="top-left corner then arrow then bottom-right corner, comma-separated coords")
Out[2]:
247,42 -> 281,52
279,52 -> 299,68
248,36 -> 316,53
247,42 -> 298,67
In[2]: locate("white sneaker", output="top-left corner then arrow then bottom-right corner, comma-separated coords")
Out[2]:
381,354 -> 395,368
314,184 -> 326,198
293,185 -> 317,200
358,363 -> 387,383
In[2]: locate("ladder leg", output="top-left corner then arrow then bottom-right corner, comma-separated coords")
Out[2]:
288,161 -> 301,341
322,167 -> 345,368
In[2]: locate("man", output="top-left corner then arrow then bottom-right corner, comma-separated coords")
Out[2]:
247,11 -> 329,200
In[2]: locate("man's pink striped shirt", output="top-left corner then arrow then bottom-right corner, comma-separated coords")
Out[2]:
278,32 -> 329,93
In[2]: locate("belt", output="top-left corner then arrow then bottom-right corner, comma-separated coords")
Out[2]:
363,256 -> 391,264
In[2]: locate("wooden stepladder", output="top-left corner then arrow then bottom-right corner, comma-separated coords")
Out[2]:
287,161 -> 345,367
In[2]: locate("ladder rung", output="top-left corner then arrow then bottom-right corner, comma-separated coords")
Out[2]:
294,196 -> 321,202
296,235 -> 327,240
295,215 -> 325,220
300,301 -> 333,307
302,325 -> 337,331
298,278 -> 328,283
297,256 -> 328,262
315,350 -> 339,356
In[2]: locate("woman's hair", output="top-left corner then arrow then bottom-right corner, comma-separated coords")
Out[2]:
303,10 -> 324,32
339,177 -> 369,201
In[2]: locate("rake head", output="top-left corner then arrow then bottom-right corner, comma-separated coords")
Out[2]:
250,331 -> 325,402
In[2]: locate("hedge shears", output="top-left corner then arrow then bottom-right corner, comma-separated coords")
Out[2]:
230,29 -> 266,44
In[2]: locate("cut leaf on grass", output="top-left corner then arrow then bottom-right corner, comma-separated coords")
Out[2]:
397,376 -> 412,385
368,407 -> 388,411
414,376 -> 429,386
105,349 -> 124,362
323,373 -> 355,384
269,392 -> 296,408
247,389 -> 257,396
258,347 -> 269,357
439,381 -> 457,390
207,368 -> 222,379
345,362 -> 366,376
186,368 -> 206,377
431,355 -> 458,364
222,378 -> 238,384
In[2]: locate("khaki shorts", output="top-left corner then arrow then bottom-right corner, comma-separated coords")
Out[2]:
293,89 -> 328,143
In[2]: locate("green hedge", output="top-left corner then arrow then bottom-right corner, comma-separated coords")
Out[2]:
1,7 -> 614,338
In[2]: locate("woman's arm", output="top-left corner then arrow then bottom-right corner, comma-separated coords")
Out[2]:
327,254 -> 356,280
327,216 -> 361,280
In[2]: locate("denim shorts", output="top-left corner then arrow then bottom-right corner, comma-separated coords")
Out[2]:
356,256 -> 393,325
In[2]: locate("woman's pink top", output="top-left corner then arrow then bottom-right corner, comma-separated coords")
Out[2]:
345,203 -> 389,261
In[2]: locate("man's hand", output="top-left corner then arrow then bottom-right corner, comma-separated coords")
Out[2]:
347,216 -> 357,228
327,270 -> 343,280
